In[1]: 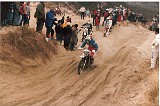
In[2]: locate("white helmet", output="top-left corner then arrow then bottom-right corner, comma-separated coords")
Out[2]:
86,35 -> 91,40
84,27 -> 88,31
88,20 -> 91,24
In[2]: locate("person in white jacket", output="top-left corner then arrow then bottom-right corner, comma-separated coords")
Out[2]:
80,6 -> 86,20
104,13 -> 113,36
107,13 -> 113,32
151,28 -> 159,69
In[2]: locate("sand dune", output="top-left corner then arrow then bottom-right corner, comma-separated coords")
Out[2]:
0,2 -> 158,106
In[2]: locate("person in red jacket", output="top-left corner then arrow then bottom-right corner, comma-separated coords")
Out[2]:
92,9 -> 97,26
95,14 -> 100,30
117,10 -> 122,22
102,9 -> 109,26
20,2 -> 28,26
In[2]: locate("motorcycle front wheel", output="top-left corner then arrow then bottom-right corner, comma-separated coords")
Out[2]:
78,59 -> 86,75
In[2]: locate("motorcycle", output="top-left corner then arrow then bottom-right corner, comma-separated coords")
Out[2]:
78,48 -> 94,75
81,27 -> 88,42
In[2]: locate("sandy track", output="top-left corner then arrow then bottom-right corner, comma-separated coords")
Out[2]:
0,2 -> 158,106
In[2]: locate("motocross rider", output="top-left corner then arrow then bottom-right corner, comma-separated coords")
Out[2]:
81,35 -> 98,63
82,20 -> 93,35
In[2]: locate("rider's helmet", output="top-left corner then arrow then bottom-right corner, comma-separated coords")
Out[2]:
85,35 -> 92,44
88,20 -> 91,24
75,24 -> 78,28
84,27 -> 88,31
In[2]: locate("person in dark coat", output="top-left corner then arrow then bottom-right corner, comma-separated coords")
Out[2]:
92,9 -> 97,26
34,2 -> 45,33
63,22 -> 72,50
55,20 -> 63,45
13,2 -> 21,26
70,24 -> 79,51
6,2 -> 14,25
1,2 -> 10,26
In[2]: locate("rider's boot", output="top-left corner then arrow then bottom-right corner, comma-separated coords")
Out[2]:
103,32 -> 106,37
90,57 -> 94,64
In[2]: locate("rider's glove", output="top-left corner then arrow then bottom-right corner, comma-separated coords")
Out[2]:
92,50 -> 96,53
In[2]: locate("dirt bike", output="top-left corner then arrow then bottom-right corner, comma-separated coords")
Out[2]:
81,25 -> 93,42
78,48 -> 94,75
81,27 -> 88,42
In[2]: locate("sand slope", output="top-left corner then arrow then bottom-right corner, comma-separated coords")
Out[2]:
0,2 -> 158,106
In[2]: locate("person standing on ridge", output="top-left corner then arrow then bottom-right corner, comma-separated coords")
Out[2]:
80,6 -> 86,20
34,2 -> 45,33
151,28 -> 159,69
45,6 -> 55,41
92,9 -> 97,26
70,24 -> 80,51
95,14 -> 100,30
13,2 -> 21,26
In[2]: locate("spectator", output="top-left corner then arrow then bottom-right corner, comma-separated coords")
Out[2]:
152,15 -> 158,31
123,9 -> 127,21
13,2 -> 21,26
20,2 -> 27,26
1,2 -> 10,26
63,22 -> 72,50
151,28 -> 159,69
107,13 -> 113,32
127,9 -> 136,22
92,9 -> 97,26
112,11 -> 118,26
97,9 -> 101,15
90,10 -> 94,18
127,9 -> 132,22
79,6 -> 86,20
66,16 -> 71,23
45,6 -> 55,40
117,10 -> 122,22
25,2 -> 30,27
61,16 -> 68,28
55,20 -> 63,45
95,14 -> 100,30
86,9 -> 90,18
34,2 -> 45,33
60,16 -> 64,25
104,16 -> 110,36
102,9 -> 109,26
6,2 -> 14,25
70,24 -> 79,51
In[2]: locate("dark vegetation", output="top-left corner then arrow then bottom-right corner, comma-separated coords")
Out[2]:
0,27 -> 58,65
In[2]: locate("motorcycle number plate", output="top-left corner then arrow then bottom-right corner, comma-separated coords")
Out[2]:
80,54 -> 85,58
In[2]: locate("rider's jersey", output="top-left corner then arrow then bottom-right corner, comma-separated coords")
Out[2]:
81,39 -> 98,51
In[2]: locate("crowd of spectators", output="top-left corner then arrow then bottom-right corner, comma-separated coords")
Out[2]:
1,2 -> 159,51
1,2 -> 30,27
78,4 -> 159,31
